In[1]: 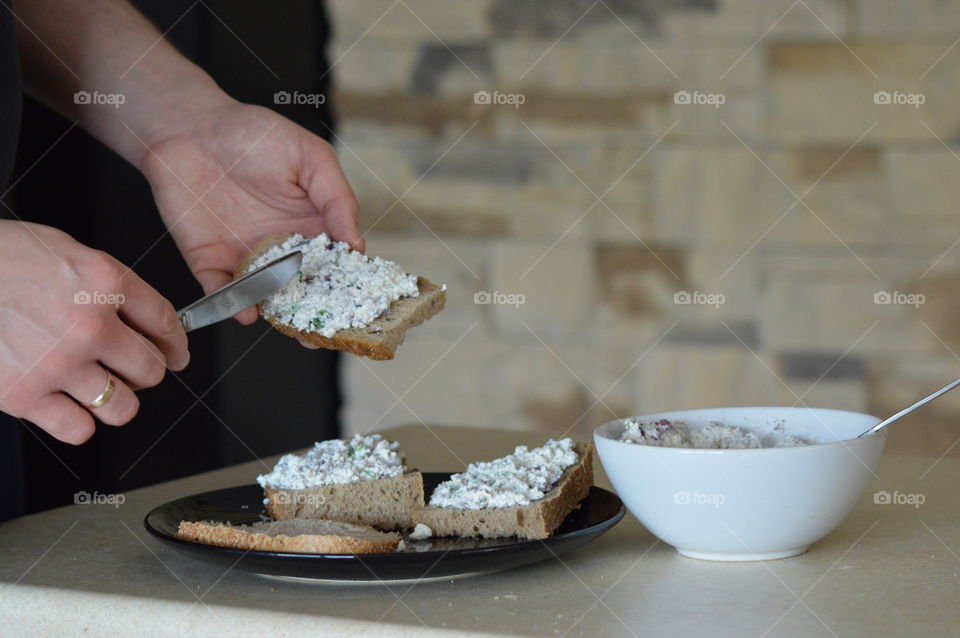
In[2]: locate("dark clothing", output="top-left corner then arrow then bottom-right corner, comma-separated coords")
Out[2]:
0,1 -> 342,522
0,5 -> 21,190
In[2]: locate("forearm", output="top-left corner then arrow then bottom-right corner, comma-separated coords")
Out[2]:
14,0 -> 232,171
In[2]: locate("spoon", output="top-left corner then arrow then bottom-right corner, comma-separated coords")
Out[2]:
858,375 -> 960,437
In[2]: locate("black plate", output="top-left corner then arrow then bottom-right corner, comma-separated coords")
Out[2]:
144,473 -> 625,583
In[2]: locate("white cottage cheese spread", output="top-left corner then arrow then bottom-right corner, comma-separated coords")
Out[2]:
620,418 -> 812,449
257,434 -> 405,489
247,233 -> 420,338
408,523 -> 433,540
429,439 -> 579,510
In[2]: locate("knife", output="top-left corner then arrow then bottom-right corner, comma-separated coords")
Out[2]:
177,250 -> 303,333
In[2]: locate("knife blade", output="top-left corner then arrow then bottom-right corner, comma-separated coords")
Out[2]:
177,250 -> 303,333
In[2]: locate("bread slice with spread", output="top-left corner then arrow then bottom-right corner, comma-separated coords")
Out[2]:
176,518 -> 401,554
258,433 -> 424,530
413,439 -> 594,540
235,233 -> 446,360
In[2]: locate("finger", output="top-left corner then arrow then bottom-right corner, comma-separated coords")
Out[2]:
23,393 -> 96,445
323,198 -> 365,253
116,271 -> 190,369
194,268 -> 259,325
60,364 -> 139,427
298,339 -> 321,350
302,146 -> 364,252
99,324 -> 169,390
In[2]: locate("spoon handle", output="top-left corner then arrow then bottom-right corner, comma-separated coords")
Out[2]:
859,375 -> 960,437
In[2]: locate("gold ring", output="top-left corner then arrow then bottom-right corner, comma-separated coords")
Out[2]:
85,373 -> 116,409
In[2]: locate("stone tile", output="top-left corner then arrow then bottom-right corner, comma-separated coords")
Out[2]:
885,150 -> 960,246
494,93 -> 667,127
757,258 -> 938,356
410,44 -> 493,96
329,0 -> 493,43
596,244 -> 685,317
333,90 -> 489,137
669,91 -> 765,143
867,355 -> 960,457
596,138 -> 657,207
518,342 -> 647,438
490,41 -> 588,93
776,380 -> 868,413
653,145 -> 784,247
488,241 -> 596,340
360,233 -> 489,336
492,40 -> 764,96
854,0 -> 960,38
682,248 -> 762,323
328,45 -> 418,93
340,337 -> 517,437
341,335 -> 641,439
405,139 -> 537,184
489,0 -> 683,39
761,148 -> 891,249
635,345 -> 784,412
661,0 -> 848,42
777,352 -> 866,381
914,274 -> 960,354
663,321 -> 759,348
767,43 -> 960,144
521,385 -> 625,440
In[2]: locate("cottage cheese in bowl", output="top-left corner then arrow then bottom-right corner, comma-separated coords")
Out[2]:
620,418 -> 812,449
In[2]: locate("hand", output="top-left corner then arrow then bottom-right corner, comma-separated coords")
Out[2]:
141,100 -> 363,325
0,221 -> 189,444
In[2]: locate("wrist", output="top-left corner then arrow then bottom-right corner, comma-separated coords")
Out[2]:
126,71 -> 237,173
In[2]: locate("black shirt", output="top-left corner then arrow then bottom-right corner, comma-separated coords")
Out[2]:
0,5 -> 20,191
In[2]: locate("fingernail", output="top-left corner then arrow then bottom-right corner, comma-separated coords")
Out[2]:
174,350 -> 191,371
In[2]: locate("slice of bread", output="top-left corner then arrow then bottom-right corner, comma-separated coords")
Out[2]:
413,442 -> 594,540
176,518 -> 401,554
264,471 -> 425,531
235,234 -> 446,360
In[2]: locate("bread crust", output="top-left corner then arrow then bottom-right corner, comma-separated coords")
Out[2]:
413,443 -> 594,540
264,471 -> 425,530
176,520 -> 401,554
235,234 -> 446,360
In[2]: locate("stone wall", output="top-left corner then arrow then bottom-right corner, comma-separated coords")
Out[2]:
327,0 -> 960,457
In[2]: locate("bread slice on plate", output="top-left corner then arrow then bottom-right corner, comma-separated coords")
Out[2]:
259,434 -> 425,530
176,519 -> 401,554
264,472 -> 425,531
414,442 -> 594,540
235,234 -> 446,360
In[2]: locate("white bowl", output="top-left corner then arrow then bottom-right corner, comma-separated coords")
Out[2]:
594,407 -> 887,561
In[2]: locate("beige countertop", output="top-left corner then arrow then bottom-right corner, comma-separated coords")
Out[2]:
1,424 -> 958,637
